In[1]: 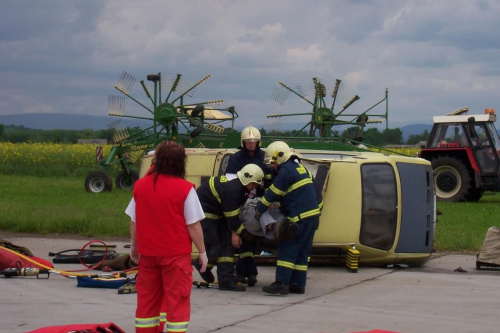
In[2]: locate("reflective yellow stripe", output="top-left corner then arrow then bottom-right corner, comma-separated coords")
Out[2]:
167,321 -> 189,332
160,312 -> 166,323
318,201 -> 323,210
217,256 -> 235,263
204,212 -> 221,220
269,184 -> 285,196
288,208 -> 321,222
236,223 -> 245,234
209,177 -> 221,204
135,316 -> 160,328
284,178 -> 313,195
265,174 -> 272,179
261,196 -> 272,207
293,264 -> 308,271
277,260 -> 294,269
240,251 -> 254,259
224,207 -> 240,218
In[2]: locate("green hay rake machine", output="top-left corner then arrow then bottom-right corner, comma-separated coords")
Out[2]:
262,77 -> 389,150
85,72 -> 392,193
84,71 -> 239,193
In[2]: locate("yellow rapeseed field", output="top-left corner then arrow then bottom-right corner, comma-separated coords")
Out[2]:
0,142 -> 421,177
0,142 -> 121,176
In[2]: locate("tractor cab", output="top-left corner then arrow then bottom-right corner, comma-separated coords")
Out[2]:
419,108 -> 500,201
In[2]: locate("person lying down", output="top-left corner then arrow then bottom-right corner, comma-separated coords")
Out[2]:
239,198 -> 298,242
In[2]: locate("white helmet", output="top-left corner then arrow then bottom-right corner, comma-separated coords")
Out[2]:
241,126 -> 261,146
237,164 -> 264,186
265,141 -> 292,165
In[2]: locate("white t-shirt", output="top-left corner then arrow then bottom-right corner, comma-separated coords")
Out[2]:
125,187 -> 205,225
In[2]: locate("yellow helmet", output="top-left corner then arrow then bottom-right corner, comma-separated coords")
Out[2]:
237,164 -> 264,186
241,126 -> 261,146
265,141 -> 292,165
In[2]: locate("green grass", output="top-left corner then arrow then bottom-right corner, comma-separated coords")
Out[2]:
0,175 -> 132,237
435,194 -> 500,252
1,174 -> 499,252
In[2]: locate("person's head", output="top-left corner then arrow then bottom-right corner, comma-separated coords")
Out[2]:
264,141 -> 292,170
241,126 -> 261,151
237,163 -> 264,191
149,140 -> 187,179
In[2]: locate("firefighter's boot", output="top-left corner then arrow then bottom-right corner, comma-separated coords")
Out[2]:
289,284 -> 305,294
262,281 -> 289,295
219,282 -> 246,292
235,275 -> 247,284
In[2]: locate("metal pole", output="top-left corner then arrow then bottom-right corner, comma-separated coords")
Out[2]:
386,88 -> 389,130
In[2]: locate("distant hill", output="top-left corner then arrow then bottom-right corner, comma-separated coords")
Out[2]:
0,113 -> 434,140
0,113 -> 151,130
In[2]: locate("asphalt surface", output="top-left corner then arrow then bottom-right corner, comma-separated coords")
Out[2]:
2,234 -> 500,333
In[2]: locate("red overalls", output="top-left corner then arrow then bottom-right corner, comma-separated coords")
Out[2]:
134,175 -> 194,333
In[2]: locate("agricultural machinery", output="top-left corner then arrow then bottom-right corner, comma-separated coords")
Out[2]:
419,107 -> 500,202
266,77 -> 389,143
85,72 -> 392,193
84,71 -> 240,193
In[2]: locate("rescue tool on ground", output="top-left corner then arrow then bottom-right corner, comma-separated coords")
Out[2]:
0,267 -> 50,278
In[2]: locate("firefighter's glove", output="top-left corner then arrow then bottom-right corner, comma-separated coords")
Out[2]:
198,252 -> 208,273
254,208 -> 262,221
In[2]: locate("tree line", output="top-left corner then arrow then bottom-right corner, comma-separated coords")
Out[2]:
0,123 -> 430,146
261,127 -> 430,146
0,124 -> 136,144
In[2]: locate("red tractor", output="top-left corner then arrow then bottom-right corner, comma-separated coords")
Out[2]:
419,107 -> 500,202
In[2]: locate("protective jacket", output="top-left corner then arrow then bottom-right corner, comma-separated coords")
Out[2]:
196,175 -> 248,233
257,158 -> 322,288
257,159 -> 322,222
226,147 -> 273,189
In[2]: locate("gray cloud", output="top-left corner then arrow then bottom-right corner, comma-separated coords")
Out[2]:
1,0 -> 500,131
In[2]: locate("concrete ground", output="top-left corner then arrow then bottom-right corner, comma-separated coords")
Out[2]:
1,234 -> 500,333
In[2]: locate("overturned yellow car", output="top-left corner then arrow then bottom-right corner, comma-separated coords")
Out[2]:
140,148 -> 435,267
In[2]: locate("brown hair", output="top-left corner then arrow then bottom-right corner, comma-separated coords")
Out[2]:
148,141 -> 187,186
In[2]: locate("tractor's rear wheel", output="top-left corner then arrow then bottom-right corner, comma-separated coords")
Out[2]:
432,156 -> 471,202
85,171 -> 113,193
116,170 -> 139,190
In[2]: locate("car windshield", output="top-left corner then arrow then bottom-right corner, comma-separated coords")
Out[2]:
359,164 -> 397,250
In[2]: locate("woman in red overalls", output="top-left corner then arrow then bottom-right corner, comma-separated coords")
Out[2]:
126,141 -> 208,333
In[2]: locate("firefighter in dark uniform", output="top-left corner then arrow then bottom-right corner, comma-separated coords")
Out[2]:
195,163 -> 264,292
225,126 -> 272,287
256,141 -> 323,295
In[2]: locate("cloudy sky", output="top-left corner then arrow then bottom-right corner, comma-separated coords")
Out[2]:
1,0 -> 500,132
